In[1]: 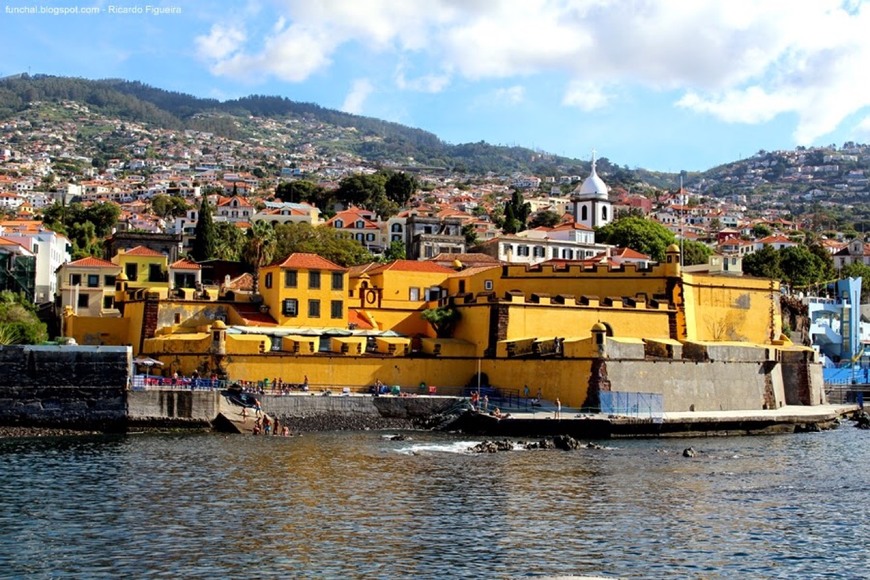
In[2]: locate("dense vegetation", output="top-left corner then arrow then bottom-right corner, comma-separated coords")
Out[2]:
0,74 -> 669,180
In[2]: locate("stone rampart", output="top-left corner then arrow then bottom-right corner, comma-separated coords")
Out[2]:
0,345 -> 130,430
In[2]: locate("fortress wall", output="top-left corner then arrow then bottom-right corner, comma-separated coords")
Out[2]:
605,359 -> 786,412
0,345 -> 130,429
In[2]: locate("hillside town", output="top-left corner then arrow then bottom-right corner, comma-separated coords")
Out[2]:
1,96 -> 870,386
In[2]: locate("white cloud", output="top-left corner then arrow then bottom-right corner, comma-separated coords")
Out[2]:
562,81 -> 610,111
197,0 -> 870,143
493,86 -> 526,106
195,24 -> 246,62
342,79 -> 374,114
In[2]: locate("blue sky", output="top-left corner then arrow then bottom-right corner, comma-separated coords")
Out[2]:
3,0 -> 870,172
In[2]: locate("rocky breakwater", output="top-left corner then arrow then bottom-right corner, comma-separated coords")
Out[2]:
0,345 -> 129,434
469,435 -> 606,453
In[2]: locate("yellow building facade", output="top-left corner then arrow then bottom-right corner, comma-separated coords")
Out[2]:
259,253 -> 348,328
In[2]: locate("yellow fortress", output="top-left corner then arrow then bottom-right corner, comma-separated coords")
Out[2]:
60,245 -> 823,412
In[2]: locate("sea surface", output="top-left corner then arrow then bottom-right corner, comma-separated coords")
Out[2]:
0,425 -> 868,579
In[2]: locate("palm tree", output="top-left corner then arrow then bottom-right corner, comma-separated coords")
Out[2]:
242,220 -> 276,297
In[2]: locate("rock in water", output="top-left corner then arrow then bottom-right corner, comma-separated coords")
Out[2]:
553,435 -> 582,450
856,411 -> 870,430
683,447 -> 696,458
469,439 -> 515,453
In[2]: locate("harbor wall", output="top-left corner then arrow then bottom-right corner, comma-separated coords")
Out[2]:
0,345 -> 129,430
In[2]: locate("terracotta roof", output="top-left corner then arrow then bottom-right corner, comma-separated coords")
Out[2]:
271,253 -> 347,271
230,303 -> 277,327
348,309 -> 374,330
123,245 -> 166,257
67,256 -> 119,268
224,273 -> 254,291
347,262 -> 381,277
169,259 -> 201,270
366,260 -> 455,275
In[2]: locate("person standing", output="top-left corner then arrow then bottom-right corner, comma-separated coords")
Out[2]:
555,397 -> 561,420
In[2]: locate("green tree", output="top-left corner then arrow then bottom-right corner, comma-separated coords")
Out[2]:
752,223 -> 773,238
421,306 -> 460,338
595,216 -> 675,262
273,222 -> 373,267
191,197 -> 216,262
462,223 -> 478,247
382,240 -> 406,261
0,291 -> 48,345
151,194 -> 189,219
212,222 -> 247,261
743,245 -> 783,280
502,190 -> 531,234
682,240 -> 712,266
780,245 -> 830,288
841,262 -> 870,302
242,220 -> 277,296
335,173 -> 386,209
528,210 -> 562,229
383,171 -> 417,206
275,179 -> 323,204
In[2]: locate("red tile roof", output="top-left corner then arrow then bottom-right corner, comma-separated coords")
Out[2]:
231,303 -> 277,326
271,253 -> 347,271
123,245 -> 166,257
67,257 -> 119,268
170,259 -> 201,270
348,309 -> 374,330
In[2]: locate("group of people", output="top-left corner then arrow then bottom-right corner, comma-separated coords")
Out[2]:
251,414 -> 292,437
234,375 -> 310,395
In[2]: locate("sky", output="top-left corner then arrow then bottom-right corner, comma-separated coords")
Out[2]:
3,0 -> 870,172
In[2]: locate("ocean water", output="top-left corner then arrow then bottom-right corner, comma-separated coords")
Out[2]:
0,425 -> 868,579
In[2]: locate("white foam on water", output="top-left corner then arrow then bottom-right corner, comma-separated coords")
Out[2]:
394,440 -> 481,455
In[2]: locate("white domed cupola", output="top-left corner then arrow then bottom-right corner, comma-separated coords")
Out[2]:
577,155 -> 608,200
571,150 -> 613,229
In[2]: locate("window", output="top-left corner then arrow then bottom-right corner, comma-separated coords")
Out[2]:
264,273 -> 273,289
331,272 -> 343,290
562,249 -> 573,259
355,233 -> 364,241
284,270 -> 297,288
391,223 -> 403,232
365,233 -> 375,242
308,299 -> 321,318
70,273 -> 82,286
409,287 -> 420,301
517,245 -> 530,257
425,286 -> 441,301
103,296 -> 114,309
331,300 -> 343,319
484,280 -> 493,291
581,205 -> 588,222
602,206 -> 608,221
533,246 -> 546,258
355,220 -> 364,228
149,264 -> 162,282
334,219 -> 344,228
125,263 -> 138,281
391,234 -> 402,242
282,298 -> 298,317
104,275 -> 116,287
77,294 -> 89,308
87,274 -> 99,288
309,270 -> 321,289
